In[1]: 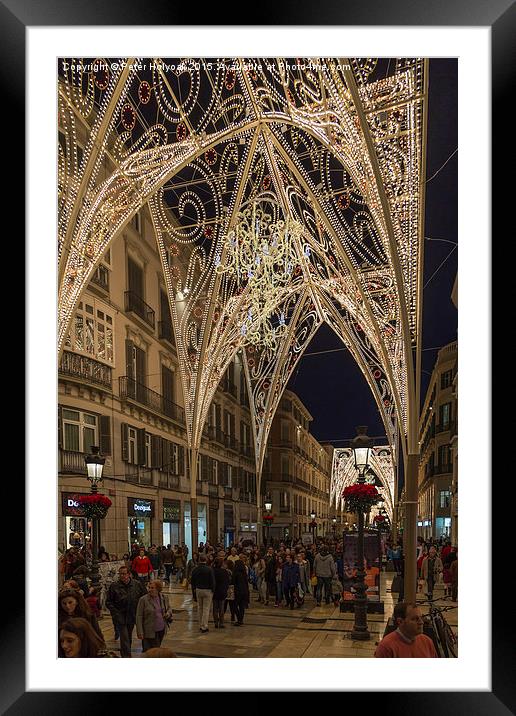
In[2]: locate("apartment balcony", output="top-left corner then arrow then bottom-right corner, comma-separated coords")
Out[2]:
119,376 -> 185,425
435,463 -> 453,476
158,473 -> 180,489
435,422 -> 451,435
125,290 -> 155,329
158,320 -> 175,344
59,449 -> 87,475
90,265 -> 110,292
124,464 -> 153,486
222,380 -> 238,399
59,351 -> 112,390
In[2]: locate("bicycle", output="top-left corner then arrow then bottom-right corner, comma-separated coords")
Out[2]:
418,598 -> 458,658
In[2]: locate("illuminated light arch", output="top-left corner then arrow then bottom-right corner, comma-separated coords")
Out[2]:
58,58 -> 428,570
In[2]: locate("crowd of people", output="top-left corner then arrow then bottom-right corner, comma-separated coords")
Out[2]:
58,533 -> 457,658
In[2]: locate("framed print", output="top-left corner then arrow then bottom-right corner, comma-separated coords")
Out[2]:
10,0 -> 511,709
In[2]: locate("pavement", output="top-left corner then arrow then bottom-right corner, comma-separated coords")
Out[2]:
99,573 -> 457,658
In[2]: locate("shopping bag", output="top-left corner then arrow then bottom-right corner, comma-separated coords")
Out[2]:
310,575 -> 318,586
181,578 -> 187,588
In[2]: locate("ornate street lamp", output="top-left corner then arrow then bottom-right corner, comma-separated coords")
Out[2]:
349,425 -> 374,641
309,510 -> 317,541
264,495 -> 273,546
84,446 -> 105,589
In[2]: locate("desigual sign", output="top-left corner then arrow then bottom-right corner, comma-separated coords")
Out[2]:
62,492 -> 89,516
127,497 -> 154,517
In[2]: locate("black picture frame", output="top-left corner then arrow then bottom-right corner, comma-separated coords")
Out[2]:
12,0 -> 509,710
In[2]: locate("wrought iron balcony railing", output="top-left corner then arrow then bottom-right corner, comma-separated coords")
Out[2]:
59,351 -> 112,389
119,376 -> 185,425
125,291 -> 155,328
158,320 -> 174,344
59,449 -> 88,474
158,473 -> 180,489
435,422 -> 451,434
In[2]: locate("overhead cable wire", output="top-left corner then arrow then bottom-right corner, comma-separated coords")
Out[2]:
425,148 -> 458,184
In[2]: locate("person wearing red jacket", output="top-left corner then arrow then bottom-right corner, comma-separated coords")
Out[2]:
131,548 -> 153,585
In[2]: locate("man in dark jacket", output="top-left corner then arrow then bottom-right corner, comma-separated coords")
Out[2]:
313,546 -> 337,606
191,554 -> 216,632
281,554 -> 301,609
161,544 -> 174,583
106,565 -> 146,657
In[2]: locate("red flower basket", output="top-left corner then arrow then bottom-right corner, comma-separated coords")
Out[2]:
77,493 -> 112,520
373,514 -> 390,531
342,484 -> 381,513
263,514 -> 274,524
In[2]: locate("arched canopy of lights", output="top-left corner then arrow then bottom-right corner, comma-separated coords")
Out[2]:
330,447 -> 395,520
58,57 -> 428,534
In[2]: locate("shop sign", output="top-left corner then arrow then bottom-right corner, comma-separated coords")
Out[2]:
163,500 -> 180,522
127,497 -> 154,517
62,492 -> 89,516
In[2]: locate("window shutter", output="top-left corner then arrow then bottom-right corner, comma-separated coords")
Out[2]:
135,346 -> 146,385
160,290 -> 172,323
58,405 -> 63,448
161,438 -> 170,472
121,423 -> 129,462
151,435 -> 161,468
230,413 -> 235,439
162,364 -> 174,402
128,257 -> 144,297
201,454 -> 208,481
99,415 -> 111,455
137,428 -> 146,466
125,340 -> 134,380
178,445 -> 185,476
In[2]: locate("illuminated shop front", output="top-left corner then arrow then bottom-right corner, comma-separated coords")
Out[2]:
127,497 -> 154,548
163,499 -> 181,548
61,492 -> 92,549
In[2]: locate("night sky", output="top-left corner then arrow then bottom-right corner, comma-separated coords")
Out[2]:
287,59 -> 458,446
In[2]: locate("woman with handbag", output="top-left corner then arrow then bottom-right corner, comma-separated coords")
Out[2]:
136,580 -> 173,653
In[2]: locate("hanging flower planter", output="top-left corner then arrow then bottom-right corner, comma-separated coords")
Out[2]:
342,484 -> 381,513
263,514 -> 274,525
77,494 -> 112,520
373,514 -> 390,531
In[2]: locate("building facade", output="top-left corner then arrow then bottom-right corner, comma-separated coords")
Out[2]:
58,200 -> 258,557
417,341 -> 458,540
262,390 -> 333,543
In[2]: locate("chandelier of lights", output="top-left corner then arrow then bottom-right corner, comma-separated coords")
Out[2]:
215,202 -> 305,350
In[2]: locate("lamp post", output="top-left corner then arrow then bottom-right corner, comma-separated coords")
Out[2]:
350,425 -> 373,641
310,510 -> 317,542
332,516 -> 337,540
264,495 -> 272,546
84,446 -> 105,589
